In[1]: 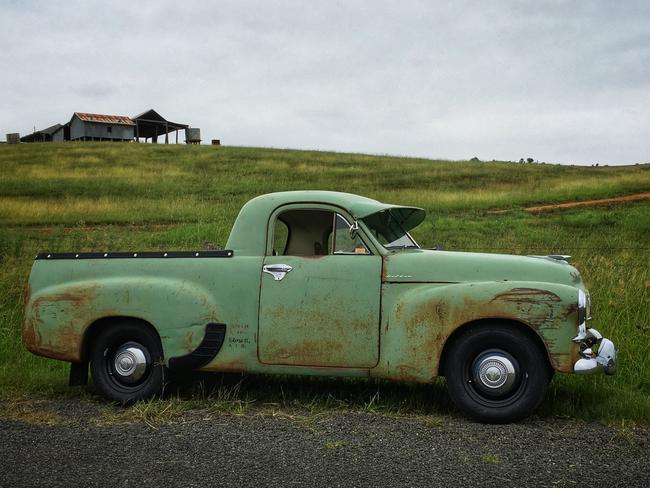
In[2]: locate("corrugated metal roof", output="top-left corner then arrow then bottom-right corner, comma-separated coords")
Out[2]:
74,112 -> 135,125
20,123 -> 64,142
42,123 -> 63,135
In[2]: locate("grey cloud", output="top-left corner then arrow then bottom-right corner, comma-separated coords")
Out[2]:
1,0 -> 648,164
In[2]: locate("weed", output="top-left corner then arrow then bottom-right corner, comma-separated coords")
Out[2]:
324,440 -> 349,449
416,415 -> 444,428
481,453 -> 501,464
0,400 -> 69,426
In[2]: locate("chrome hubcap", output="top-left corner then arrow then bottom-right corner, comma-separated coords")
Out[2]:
113,344 -> 148,383
472,353 -> 517,396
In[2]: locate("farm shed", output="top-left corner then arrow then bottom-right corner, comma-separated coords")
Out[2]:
20,124 -> 63,143
132,109 -> 189,143
69,112 -> 135,141
51,123 -> 70,141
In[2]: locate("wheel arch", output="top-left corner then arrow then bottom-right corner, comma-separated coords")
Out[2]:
80,316 -> 160,362
438,318 -> 553,377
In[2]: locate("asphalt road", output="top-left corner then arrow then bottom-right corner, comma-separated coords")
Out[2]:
1,400 -> 648,488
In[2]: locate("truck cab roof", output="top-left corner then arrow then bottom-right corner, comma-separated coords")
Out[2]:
225,191 -> 425,256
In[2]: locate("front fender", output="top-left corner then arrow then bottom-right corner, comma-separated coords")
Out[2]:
23,277 -> 220,363
376,281 -> 580,381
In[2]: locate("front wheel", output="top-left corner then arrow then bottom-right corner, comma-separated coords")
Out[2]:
90,320 -> 165,404
444,323 -> 551,423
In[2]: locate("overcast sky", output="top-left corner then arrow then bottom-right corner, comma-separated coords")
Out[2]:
1,1 -> 649,165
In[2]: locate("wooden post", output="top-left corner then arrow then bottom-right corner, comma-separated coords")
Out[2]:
175,129 -> 178,144
165,122 -> 169,144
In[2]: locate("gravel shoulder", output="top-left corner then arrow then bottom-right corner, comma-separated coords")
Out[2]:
1,399 -> 648,488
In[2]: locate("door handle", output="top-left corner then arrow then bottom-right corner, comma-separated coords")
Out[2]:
263,264 -> 293,281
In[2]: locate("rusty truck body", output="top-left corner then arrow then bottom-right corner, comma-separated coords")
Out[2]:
23,191 -> 616,422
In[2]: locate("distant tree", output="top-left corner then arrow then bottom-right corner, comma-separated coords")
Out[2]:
470,157 -> 480,162
526,157 -> 534,164
519,158 -> 525,163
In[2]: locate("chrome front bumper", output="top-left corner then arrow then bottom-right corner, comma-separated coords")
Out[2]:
572,326 -> 617,375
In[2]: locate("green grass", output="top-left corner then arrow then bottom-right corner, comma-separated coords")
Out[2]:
1,142 -> 649,423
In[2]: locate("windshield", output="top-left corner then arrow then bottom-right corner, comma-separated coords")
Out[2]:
362,209 -> 419,250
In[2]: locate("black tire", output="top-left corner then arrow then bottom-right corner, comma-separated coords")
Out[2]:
90,320 -> 165,405
444,323 -> 551,423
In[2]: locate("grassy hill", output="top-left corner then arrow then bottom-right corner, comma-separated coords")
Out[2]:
1,142 -> 649,423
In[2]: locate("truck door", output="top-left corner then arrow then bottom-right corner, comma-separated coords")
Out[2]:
258,208 -> 381,368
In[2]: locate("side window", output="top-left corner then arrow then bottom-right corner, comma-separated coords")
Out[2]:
333,214 -> 370,255
272,209 -> 334,256
273,219 -> 289,255
271,209 -> 371,256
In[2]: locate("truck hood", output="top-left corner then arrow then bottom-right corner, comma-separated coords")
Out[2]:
383,249 -> 583,287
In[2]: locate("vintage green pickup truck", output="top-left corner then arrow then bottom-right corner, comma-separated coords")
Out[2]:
23,191 -> 616,422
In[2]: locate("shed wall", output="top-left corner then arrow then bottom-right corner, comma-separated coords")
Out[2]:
70,117 -> 84,140
52,128 -> 65,142
70,117 -> 134,140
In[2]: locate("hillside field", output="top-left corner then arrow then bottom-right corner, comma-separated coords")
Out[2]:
1,142 -> 649,423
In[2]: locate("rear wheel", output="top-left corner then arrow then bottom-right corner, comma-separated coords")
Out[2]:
444,323 -> 551,423
90,320 -> 165,404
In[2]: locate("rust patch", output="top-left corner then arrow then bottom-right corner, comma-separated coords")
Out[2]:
392,301 -> 448,380
389,365 -> 428,383
491,288 -> 561,304
22,284 -> 42,353
21,314 -> 41,353
564,302 -> 579,321
43,324 -> 82,361
549,345 -> 580,373
264,339 -> 345,367
488,288 -> 562,330
436,303 -> 447,321
214,359 -> 247,372
549,340 -> 582,373
549,351 -> 573,372
24,286 -> 97,362
261,299 -> 378,367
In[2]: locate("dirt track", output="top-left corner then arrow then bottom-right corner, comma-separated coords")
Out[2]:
524,192 -> 650,213
1,399 -> 648,488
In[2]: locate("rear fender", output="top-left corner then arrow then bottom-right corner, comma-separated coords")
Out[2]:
23,277 -> 220,364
